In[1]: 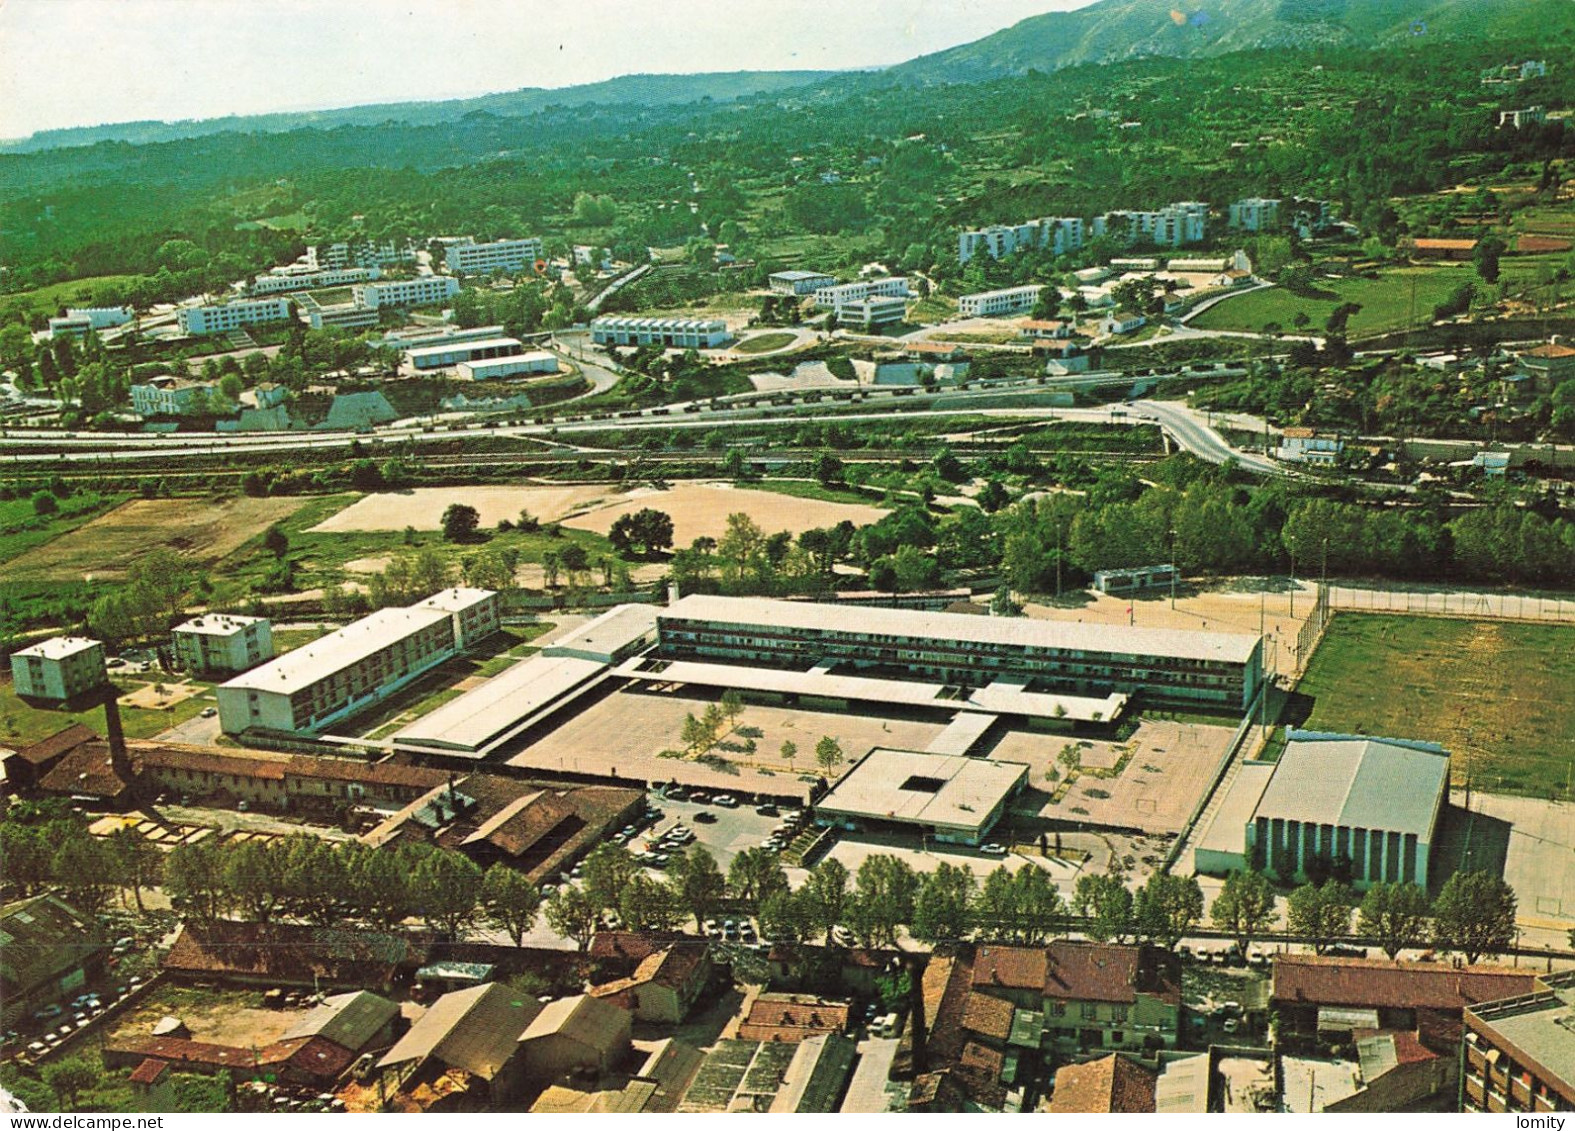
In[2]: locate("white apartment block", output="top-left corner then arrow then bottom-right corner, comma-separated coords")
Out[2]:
178,297 -> 292,336
11,637 -> 107,703
812,277 -> 911,313
1499,106 -> 1547,129
48,307 -> 133,338
250,267 -> 378,295
835,294 -> 908,330
1093,202 -> 1208,247
443,237 -> 545,276
300,298 -> 381,331
173,614 -> 275,677
316,240 -> 414,270
1228,198 -> 1281,231
957,217 -> 1084,264
215,588 -> 500,736
130,376 -> 216,416
958,285 -> 1044,318
768,270 -> 837,295
456,352 -> 560,380
353,276 -> 460,310
589,316 -> 730,348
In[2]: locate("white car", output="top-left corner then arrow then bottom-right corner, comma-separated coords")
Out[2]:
980,843 -> 1007,856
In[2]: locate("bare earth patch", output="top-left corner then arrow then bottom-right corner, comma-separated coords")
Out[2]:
4,496 -> 307,582
308,485 -> 623,532
558,482 -> 888,545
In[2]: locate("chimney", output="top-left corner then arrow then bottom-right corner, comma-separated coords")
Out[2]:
103,694 -> 132,780
668,582 -> 681,607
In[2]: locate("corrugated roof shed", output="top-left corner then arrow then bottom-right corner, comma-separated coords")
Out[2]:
379,983 -> 541,1080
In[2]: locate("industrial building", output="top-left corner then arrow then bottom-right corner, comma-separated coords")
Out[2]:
815,748 -> 1029,845
178,297 -> 292,336
456,352 -> 560,380
442,237 -> 545,276
1195,731 -> 1449,887
172,614 -> 274,677
352,276 -> 460,310
1463,971 -> 1575,1114
215,588 -> 500,736
654,595 -> 1263,710
958,286 -> 1044,318
10,636 -> 107,703
768,270 -> 837,295
404,336 -> 524,371
589,316 -> 730,349
1092,565 -> 1179,595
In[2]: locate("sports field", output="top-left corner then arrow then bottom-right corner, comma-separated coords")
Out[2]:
1294,613 -> 1575,799
1189,266 -> 1471,339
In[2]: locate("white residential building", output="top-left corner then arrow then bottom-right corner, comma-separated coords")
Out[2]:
48,307 -> 133,338
299,296 -> 381,331
589,317 -> 730,348
958,285 -> 1044,318
316,240 -> 414,269
405,336 -> 525,371
957,217 -> 1084,265
172,614 -> 275,677
1498,106 -> 1547,129
178,298 -> 292,336
11,637 -> 107,703
1099,311 -> 1148,336
1228,198 -> 1281,231
131,376 -> 217,416
1093,201 -> 1208,247
456,352 -> 560,380
215,588 -> 501,736
835,294 -> 908,330
812,277 -> 910,314
768,270 -> 837,295
443,237 -> 545,276
250,267 -> 378,295
1275,428 -> 1343,466
353,276 -> 460,310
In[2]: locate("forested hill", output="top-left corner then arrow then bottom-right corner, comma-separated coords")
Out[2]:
0,70 -> 841,154
888,0 -> 1569,83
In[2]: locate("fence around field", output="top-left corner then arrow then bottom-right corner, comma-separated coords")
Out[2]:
1327,585 -> 1575,623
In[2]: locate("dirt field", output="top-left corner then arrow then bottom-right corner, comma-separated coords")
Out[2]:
558,482 -> 889,545
991,719 -> 1237,835
308,485 -> 620,532
109,985 -> 307,1048
5,496 -> 306,581
508,688 -> 943,796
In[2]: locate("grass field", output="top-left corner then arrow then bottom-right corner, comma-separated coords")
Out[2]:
1190,266 -> 1472,338
0,491 -> 129,569
0,274 -> 149,321
733,331 -> 799,354
0,673 -> 216,747
1294,613 -> 1575,799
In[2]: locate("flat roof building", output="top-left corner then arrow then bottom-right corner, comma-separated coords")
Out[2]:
216,589 -> 499,736
10,636 -> 107,703
457,352 -> 560,380
353,276 -> 460,311
443,237 -> 544,276
817,748 -> 1028,845
172,614 -> 274,678
590,317 -> 730,349
769,270 -> 837,295
250,267 -> 377,295
657,594 -> 1262,710
812,278 -> 910,313
1463,971 -> 1575,1114
178,298 -> 292,336
380,324 -> 506,351
958,286 -> 1043,318
1230,731 -> 1450,888
404,336 -> 524,371
49,307 -> 133,337
835,295 -> 908,330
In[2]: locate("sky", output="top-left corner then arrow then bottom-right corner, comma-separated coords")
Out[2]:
0,0 -> 1096,139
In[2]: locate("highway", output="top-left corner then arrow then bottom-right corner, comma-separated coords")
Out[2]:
1131,401 -> 1284,476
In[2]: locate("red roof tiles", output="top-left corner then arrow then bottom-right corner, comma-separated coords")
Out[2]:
1049,1053 -> 1157,1114
1271,956 -> 1536,1011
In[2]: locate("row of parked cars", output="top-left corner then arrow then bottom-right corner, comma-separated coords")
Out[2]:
12,975 -> 146,1059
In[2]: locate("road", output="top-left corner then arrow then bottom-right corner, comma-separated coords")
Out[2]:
1130,400 -> 1285,475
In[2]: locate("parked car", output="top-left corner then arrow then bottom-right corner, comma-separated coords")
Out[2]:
33,1005 -> 62,1022
980,843 -> 1007,856
714,794 -> 738,808
694,811 -> 718,824
755,804 -> 779,817
689,791 -> 711,805
200,707 -> 217,718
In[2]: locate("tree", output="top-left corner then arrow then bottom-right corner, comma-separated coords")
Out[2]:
31,490 -> 57,516
814,735 -> 844,774
1133,872 -> 1203,951
1210,869 -> 1278,955
729,847 -> 788,904
482,865 -> 542,946
803,858 -> 850,941
582,843 -> 641,911
412,850 -> 483,939
544,885 -> 600,951
759,888 -> 814,943
619,874 -> 686,932
1358,883 -> 1432,960
912,862 -> 976,944
42,1057 -> 99,1109
779,739 -> 797,765
262,524 -> 289,558
977,479 -> 1010,513
223,839 -> 287,921
671,845 -> 726,929
51,835 -> 115,916
989,584 -> 1023,618
164,839 -> 229,924
1432,870 -> 1517,962
849,854 -> 919,947
108,826 -> 162,911
1073,873 -> 1135,944
1474,233 -> 1507,285
608,508 -> 675,557
1286,880 -> 1354,954
441,502 -> 481,542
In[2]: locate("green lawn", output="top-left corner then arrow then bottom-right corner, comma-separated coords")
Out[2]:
1294,613 -> 1575,800
739,478 -> 895,509
0,275 -> 150,321
1190,267 -> 1474,339
0,491 -> 128,568
733,331 -> 799,355
0,675 -> 216,747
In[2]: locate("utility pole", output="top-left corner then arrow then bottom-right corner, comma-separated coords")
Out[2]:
1055,518 -> 1063,600
1169,527 -> 1178,610
1259,583 -> 1269,740
1289,541 -> 1296,620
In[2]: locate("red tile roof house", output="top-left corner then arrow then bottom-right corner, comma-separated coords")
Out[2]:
588,941 -> 715,1024
163,920 -> 435,991
736,994 -> 850,1044
1270,955 -> 1538,1054
972,942 -> 1182,1054
1048,1052 -> 1157,1113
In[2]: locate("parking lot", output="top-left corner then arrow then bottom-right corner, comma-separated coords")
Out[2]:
629,791 -> 805,875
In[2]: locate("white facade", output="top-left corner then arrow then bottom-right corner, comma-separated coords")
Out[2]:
316,240 -> 413,269
48,307 -> 133,337
1099,312 -> 1148,336
958,285 -> 1043,318
957,217 -> 1084,265
456,352 -> 560,380
405,336 -> 524,371
589,317 -> 730,348
173,614 -> 275,677
250,267 -> 377,295
443,238 -> 545,276
380,324 -> 506,351
1275,430 -> 1343,466
1092,201 -> 1207,247
1228,198 -> 1281,231
353,276 -> 460,310
11,637 -> 106,703
768,270 -> 837,295
812,277 -> 910,314
178,298 -> 292,336
131,377 -> 216,416
836,295 -> 907,329
303,302 -> 380,331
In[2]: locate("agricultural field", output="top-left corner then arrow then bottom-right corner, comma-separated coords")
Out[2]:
3,495 -> 308,582
0,491 -> 129,569
1189,266 -> 1473,338
1293,613 -> 1575,799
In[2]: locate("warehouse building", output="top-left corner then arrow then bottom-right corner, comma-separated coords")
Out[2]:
655,595 -> 1262,710
1197,731 -> 1449,887
457,352 -> 560,380
816,748 -> 1029,845
216,589 -> 499,736
10,636 -> 107,703
172,614 -> 274,677
404,336 -> 524,371
590,316 -> 730,349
